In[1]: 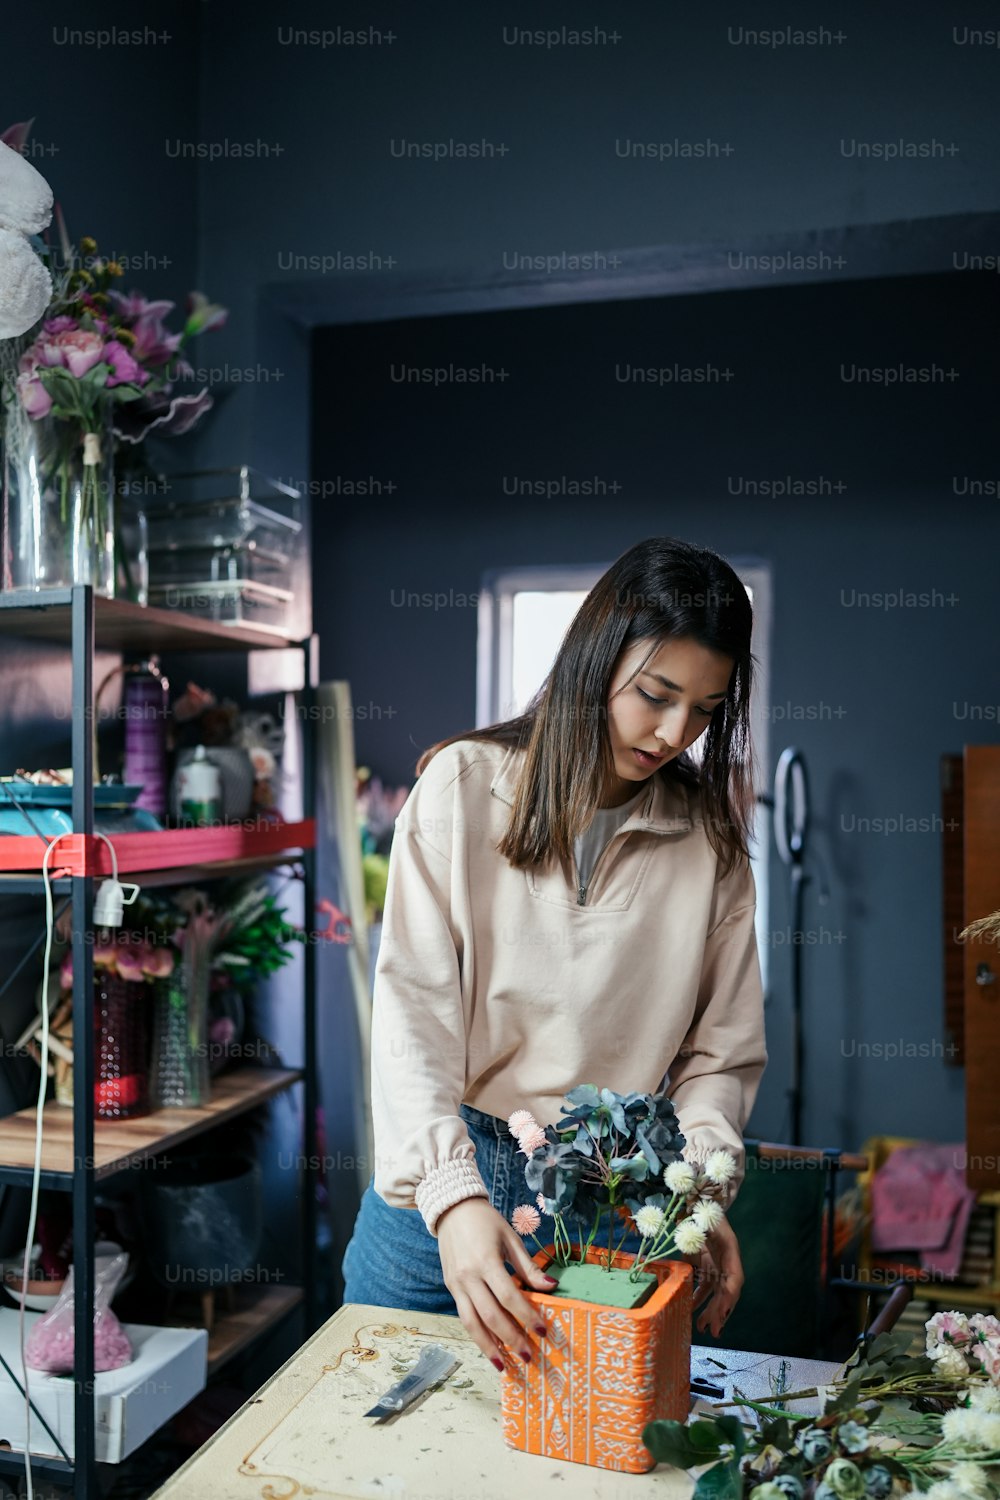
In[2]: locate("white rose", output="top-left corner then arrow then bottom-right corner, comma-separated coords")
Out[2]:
932,1343 -> 973,1381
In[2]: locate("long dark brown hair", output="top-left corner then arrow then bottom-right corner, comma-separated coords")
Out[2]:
417,537 -> 757,876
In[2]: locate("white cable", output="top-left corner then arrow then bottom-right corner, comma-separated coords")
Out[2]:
20,831 -> 127,1499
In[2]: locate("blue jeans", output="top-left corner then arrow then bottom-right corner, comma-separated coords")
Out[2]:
341,1103 -> 646,1314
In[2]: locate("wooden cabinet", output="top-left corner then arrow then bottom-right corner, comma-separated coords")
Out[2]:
961,746 -> 1000,1194
942,747 -> 1000,1194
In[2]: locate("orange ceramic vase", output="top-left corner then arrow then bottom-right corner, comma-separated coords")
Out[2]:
501,1243 -> 693,1473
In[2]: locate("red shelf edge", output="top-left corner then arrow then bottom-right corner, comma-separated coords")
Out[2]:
0,819 -> 316,875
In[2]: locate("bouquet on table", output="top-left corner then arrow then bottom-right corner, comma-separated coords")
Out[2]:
644,1307 -> 1000,1498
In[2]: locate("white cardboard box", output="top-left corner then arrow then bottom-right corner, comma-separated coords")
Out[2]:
0,1308 -> 207,1463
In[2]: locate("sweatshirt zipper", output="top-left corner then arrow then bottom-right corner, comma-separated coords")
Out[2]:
575,835 -> 618,906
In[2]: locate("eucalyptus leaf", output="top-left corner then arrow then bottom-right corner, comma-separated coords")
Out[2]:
634,1122 -> 662,1171
761,1415 -> 792,1451
691,1459 -> 742,1499
827,1376 -> 864,1413
609,1154 -> 649,1180
564,1084 -> 601,1110
641,1419 -> 703,1468
712,1415 -> 745,1457
686,1420 -> 725,1453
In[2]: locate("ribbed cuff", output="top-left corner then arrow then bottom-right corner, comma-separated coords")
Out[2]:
415,1158 -> 490,1237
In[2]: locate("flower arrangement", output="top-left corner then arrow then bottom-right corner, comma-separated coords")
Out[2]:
15,242 -> 224,436
55,890 -> 181,991
8,236 -> 225,528
211,878 -> 305,997
507,1084 -> 735,1282
59,936 -> 174,989
642,1309 -> 1000,1497
0,118 -> 226,594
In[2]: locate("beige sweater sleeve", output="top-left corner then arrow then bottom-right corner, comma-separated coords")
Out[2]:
370,789 -> 490,1236
667,856 -> 768,1208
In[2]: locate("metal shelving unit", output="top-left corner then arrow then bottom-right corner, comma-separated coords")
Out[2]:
0,586 -> 322,1498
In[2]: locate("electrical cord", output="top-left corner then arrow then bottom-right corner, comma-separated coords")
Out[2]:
19,832 -> 133,1500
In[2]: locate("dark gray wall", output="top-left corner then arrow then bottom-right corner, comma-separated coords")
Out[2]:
187,0 -> 1000,464
2,0 -> 999,1348
310,268 -> 1000,1169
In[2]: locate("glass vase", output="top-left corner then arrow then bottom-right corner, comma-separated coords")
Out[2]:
94,971 -> 151,1121
149,947 -> 211,1108
0,402 -> 115,595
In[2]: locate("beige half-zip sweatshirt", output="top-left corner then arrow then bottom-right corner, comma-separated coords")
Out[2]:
370,738 -> 768,1235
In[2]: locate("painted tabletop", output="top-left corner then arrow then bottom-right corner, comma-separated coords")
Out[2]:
151,1303 -> 845,1500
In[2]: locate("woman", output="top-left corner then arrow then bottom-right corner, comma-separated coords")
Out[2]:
342,536 -> 767,1374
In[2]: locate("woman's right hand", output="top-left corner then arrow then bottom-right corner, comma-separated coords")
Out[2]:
436,1197 -> 559,1369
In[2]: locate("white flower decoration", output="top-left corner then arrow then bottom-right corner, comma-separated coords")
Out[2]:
633,1205 -> 666,1239
951,1462 -> 991,1499
941,1405 -> 1000,1451
0,139 -> 54,236
704,1150 -> 737,1185
969,1383 -> 1000,1412
0,225 -> 51,339
673,1218 -> 707,1255
931,1343 -> 971,1381
691,1199 -> 725,1234
663,1161 -> 695,1195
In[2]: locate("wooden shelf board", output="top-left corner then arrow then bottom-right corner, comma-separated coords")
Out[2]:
162,1285 -> 305,1375
0,1067 -> 303,1180
0,593 -> 304,652
119,853 -> 310,889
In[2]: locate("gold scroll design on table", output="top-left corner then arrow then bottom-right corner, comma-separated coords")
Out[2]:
236,1321 -> 470,1500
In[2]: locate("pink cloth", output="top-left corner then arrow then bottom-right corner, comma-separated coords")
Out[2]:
871,1142 -> 977,1280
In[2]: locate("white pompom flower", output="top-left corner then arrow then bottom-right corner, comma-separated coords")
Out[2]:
922,1481 -> 962,1500
664,1161 -> 695,1195
942,1405 -> 1000,1450
691,1199 -> 725,1234
951,1462 -> 991,1499
704,1150 -> 737,1186
969,1383 -> 1000,1412
674,1218 -> 707,1255
633,1205 -> 666,1239
0,226 -> 52,339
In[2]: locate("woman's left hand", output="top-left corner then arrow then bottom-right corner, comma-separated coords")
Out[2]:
686,1216 -> 744,1338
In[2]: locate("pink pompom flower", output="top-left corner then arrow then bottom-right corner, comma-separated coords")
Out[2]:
508,1109 -> 535,1137
511,1204 -> 541,1237
517,1125 -> 547,1156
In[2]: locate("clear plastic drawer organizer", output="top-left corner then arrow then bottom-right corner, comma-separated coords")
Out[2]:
144,467 -> 303,634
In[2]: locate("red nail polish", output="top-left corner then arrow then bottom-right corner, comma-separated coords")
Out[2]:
491,1356 -> 504,1371
521,1349 -> 532,1362
534,1324 -> 547,1337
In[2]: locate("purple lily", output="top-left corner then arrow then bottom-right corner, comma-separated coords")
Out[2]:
130,312 -> 183,365
110,291 -> 175,322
